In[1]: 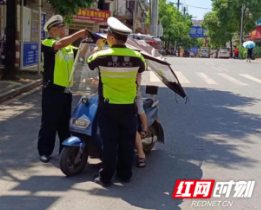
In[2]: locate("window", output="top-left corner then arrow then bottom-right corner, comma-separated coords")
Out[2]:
98,0 -> 104,10
126,0 -> 134,11
104,3 -> 110,11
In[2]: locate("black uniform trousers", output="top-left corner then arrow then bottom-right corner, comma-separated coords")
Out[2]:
98,103 -> 137,184
38,88 -> 72,156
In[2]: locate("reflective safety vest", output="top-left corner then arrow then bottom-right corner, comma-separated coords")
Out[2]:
42,38 -> 75,89
87,46 -> 146,104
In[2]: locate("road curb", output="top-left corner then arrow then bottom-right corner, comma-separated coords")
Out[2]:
0,79 -> 42,104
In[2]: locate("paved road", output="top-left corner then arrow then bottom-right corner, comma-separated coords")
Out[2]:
1,58 -> 261,210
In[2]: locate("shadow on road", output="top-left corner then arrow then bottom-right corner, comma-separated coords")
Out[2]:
158,87 -> 260,169
0,86 -> 260,209
74,152 -> 202,210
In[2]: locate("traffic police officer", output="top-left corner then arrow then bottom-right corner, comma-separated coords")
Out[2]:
87,17 -> 146,186
38,15 -> 88,163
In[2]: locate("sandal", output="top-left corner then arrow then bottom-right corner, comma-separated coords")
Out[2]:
139,129 -> 148,138
137,158 -> 146,168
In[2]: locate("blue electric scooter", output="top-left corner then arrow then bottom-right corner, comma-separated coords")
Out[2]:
59,40 -> 164,177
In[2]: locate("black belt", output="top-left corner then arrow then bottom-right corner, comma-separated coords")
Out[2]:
43,83 -> 67,93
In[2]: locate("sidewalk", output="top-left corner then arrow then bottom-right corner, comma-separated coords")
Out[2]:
0,71 -> 42,104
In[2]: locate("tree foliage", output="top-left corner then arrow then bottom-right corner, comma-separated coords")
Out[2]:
48,0 -> 95,23
202,11 -> 231,48
253,45 -> 261,58
203,0 -> 261,48
158,0 -> 191,45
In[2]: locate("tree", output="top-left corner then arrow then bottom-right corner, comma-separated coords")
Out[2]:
3,0 -> 17,80
203,0 -> 261,49
158,0 -> 191,48
182,37 -> 204,49
202,11 -> 231,48
48,0 -> 95,23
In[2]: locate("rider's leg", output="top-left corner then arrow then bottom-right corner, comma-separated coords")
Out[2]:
135,131 -> 145,158
139,113 -> 148,132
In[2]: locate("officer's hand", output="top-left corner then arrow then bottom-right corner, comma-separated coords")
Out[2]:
96,39 -> 106,49
79,29 -> 89,38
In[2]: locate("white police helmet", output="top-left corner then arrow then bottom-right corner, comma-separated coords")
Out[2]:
44,15 -> 64,32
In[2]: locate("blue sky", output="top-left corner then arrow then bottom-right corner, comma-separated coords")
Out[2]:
177,0 -> 213,20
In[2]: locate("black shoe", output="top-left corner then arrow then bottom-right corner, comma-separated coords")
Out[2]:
117,175 -> 131,183
93,175 -> 111,187
40,155 -> 50,163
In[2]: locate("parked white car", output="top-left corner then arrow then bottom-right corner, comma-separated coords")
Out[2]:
200,47 -> 210,58
218,48 -> 230,59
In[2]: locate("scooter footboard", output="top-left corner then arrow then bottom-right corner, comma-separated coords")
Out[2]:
62,136 -> 82,147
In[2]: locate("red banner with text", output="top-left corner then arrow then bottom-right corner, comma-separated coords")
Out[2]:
73,9 -> 111,23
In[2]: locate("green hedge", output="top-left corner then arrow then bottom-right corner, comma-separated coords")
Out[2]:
239,46 -> 247,59
253,46 -> 261,58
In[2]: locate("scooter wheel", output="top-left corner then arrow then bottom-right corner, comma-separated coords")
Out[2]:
59,147 -> 88,177
143,141 -> 155,153
142,127 -> 156,153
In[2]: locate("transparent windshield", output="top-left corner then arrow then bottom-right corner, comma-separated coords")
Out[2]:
153,37 -> 162,42
65,42 -> 107,96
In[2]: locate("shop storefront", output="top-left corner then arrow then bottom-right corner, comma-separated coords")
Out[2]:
69,8 -> 111,46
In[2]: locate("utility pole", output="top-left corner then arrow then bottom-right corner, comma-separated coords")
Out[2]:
4,0 -> 17,79
150,0 -> 158,36
133,0 -> 138,33
174,0 -> 182,54
38,0 -> 42,75
240,4 -> 245,46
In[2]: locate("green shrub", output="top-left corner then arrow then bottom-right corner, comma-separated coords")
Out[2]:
239,46 -> 247,59
253,46 -> 261,58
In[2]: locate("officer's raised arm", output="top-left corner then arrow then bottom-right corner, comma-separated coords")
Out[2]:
43,15 -> 89,51
54,29 -> 88,50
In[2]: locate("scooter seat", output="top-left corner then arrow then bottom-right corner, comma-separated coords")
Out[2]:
142,99 -> 154,110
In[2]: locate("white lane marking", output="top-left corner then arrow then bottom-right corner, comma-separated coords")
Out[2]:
175,71 -> 191,84
218,73 -> 248,86
196,72 -> 218,85
240,74 -> 261,84
218,67 -> 229,72
212,67 -> 222,72
210,62 -> 215,66
149,71 -> 161,82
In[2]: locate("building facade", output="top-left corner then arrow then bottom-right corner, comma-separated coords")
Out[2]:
113,0 -> 149,34
1,0 -> 151,72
